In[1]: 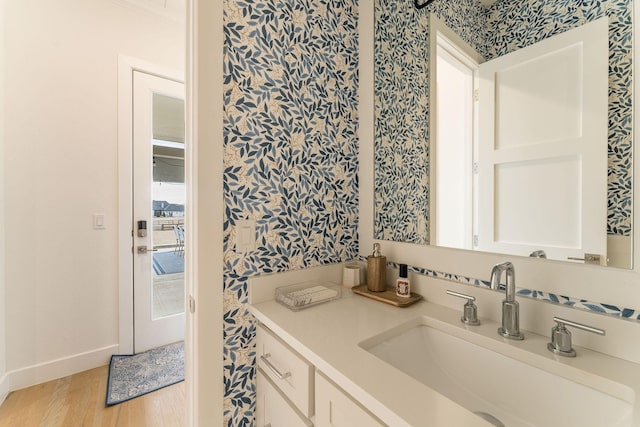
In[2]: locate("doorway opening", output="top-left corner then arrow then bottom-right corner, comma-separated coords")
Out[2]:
434,38 -> 477,249
429,15 -> 482,248
118,58 -> 187,358
132,70 -> 186,354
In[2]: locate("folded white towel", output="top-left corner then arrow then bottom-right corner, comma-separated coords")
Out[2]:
277,285 -> 339,308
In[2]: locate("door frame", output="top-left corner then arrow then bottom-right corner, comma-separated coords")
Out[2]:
118,55 -> 184,356
428,14 -> 483,247
188,0 -> 225,424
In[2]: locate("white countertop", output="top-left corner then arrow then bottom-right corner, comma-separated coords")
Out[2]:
249,285 -> 640,427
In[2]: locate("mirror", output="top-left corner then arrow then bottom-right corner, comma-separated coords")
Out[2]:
374,0 -> 633,269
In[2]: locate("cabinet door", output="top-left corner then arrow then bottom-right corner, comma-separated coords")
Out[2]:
256,324 -> 313,417
256,369 -> 313,427
315,372 -> 385,427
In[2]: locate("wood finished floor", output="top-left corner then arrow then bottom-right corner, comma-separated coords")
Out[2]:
0,365 -> 186,427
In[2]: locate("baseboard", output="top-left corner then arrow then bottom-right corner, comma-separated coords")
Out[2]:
6,344 -> 119,393
0,372 -> 9,406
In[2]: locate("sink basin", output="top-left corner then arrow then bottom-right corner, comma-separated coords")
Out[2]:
360,317 -> 634,427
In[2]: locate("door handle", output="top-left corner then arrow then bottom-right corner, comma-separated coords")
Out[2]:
137,246 -> 158,254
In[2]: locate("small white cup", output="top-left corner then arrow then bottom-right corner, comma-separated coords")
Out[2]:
342,264 -> 361,288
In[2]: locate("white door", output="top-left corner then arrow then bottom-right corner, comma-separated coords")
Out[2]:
133,70 -> 185,353
477,18 -> 608,263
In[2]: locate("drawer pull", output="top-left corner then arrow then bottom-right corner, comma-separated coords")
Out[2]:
260,353 -> 291,380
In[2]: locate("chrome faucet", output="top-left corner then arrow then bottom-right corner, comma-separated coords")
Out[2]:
529,250 -> 547,258
490,261 -> 524,340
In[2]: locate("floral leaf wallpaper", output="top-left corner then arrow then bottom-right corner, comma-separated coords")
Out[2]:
223,1 -> 359,425
374,0 -> 487,245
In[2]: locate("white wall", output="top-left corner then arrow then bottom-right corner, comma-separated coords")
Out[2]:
359,0 -> 640,361
3,0 -> 183,388
0,0 -> 8,403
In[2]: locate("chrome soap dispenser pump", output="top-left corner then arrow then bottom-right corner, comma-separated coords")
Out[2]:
367,243 -> 387,292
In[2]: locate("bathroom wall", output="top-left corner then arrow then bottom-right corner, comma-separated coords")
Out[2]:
375,0 -> 633,243
223,1 -> 359,424
374,0 -> 486,244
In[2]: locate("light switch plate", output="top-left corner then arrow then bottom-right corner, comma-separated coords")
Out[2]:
236,220 -> 256,252
93,213 -> 106,230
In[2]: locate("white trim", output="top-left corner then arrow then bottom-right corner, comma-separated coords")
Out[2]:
117,55 -> 183,356
3,344 -> 118,393
633,0 -> 638,271
0,373 -> 9,406
189,0 -> 225,425
185,0 -> 197,424
358,0 -> 375,253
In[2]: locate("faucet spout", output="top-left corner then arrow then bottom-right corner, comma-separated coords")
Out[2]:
490,261 -> 516,302
490,261 -> 524,340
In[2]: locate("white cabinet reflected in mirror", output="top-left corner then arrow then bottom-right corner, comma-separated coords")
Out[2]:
374,0 -> 633,269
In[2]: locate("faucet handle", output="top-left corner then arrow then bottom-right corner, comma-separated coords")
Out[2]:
547,317 -> 605,357
446,290 -> 480,326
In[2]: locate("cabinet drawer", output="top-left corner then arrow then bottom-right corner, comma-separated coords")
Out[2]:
256,323 -> 314,417
315,371 -> 385,427
256,368 -> 313,427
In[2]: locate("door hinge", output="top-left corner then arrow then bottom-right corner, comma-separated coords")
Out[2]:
188,295 -> 196,314
473,89 -> 479,102
473,235 -> 479,247
473,162 -> 479,174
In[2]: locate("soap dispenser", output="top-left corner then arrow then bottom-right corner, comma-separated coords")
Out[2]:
367,243 -> 387,292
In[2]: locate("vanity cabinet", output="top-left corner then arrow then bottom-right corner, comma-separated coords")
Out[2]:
315,372 -> 385,427
256,323 -> 385,427
256,323 -> 314,417
255,368 -> 313,427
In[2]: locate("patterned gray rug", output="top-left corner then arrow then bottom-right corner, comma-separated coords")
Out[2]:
105,341 -> 184,406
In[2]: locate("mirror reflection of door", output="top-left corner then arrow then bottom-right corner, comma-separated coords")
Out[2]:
477,18 -> 608,264
133,70 -> 185,353
432,16 -> 608,265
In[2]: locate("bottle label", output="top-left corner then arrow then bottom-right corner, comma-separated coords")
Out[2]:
396,280 -> 410,297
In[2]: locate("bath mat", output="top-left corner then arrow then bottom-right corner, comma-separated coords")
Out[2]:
105,341 -> 184,406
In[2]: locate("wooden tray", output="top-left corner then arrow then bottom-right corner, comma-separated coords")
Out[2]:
352,284 -> 422,307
